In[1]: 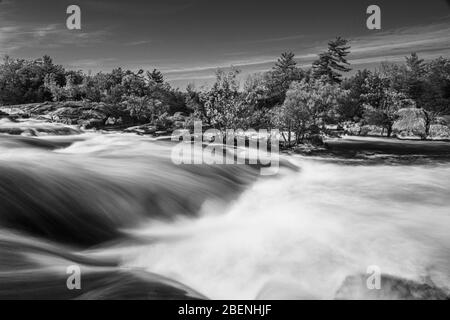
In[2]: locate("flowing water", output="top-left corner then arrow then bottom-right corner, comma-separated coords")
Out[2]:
0,119 -> 449,299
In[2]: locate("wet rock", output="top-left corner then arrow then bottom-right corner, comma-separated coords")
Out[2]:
335,274 -> 450,300
105,117 -> 123,126
0,110 -> 9,119
124,124 -> 157,135
155,131 -> 168,136
78,119 -> 105,130
360,125 -> 385,136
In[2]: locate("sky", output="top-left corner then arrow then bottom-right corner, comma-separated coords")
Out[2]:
1,0 -> 449,88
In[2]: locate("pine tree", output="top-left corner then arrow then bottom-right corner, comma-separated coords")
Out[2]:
147,69 -> 164,84
406,53 -> 425,77
312,37 -> 351,84
265,52 -> 304,108
274,52 -> 297,75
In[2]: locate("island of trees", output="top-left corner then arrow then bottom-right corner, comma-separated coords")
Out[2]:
1,37 -> 449,147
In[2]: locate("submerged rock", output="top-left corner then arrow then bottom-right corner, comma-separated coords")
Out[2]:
335,274 -> 449,300
0,118 -> 81,136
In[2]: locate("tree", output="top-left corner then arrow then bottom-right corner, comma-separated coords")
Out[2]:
264,52 -> 305,108
420,57 -> 450,136
276,78 -> 348,147
404,53 -> 426,105
361,73 -> 415,137
199,68 -> 246,131
147,69 -> 164,84
340,69 -> 372,122
312,37 -> 351,84
382,55 -> 450,138
0,55 -> 65,105
122,95 -> 167,123
185,83 -> 205,119
406,53 -> 425,77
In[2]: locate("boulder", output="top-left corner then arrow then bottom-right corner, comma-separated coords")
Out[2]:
105,116 -> 123,126
78,119 -> 105,130
360,125 -> 384,136
429,124 -> 450,140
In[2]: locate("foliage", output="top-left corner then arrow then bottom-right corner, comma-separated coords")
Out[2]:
312,37 -> 351,84
1,40 -> 449,142
275,78 -> 348,146
361,73 -> 415,137
122,95 -> 167,123
198,68 -> 247,131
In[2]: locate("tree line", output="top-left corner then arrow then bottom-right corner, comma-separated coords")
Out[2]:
1,37 -> 449,145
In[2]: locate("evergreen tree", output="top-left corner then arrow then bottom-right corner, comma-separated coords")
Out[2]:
274,52 -> 297,76
147,69 -> 164,84
264,52 -> 304,108
312,37 -> 351,84
406,53 -> 425,77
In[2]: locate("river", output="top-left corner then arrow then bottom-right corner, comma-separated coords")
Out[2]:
0,119 -> 449,299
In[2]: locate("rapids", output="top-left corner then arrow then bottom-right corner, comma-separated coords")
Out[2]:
0,119 -> 449,299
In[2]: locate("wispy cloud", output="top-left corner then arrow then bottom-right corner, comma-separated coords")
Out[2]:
126,40 -> 153,46
164,19 -> 450,87
0,1 -> 111,55
0,23 -> 110,55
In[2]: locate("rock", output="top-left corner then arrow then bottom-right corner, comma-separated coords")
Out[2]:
342,122 -> 362,135
155,131 -> 169,136
124,124 -> 157,135
172,121 -> 185,129
0,110 -> 9,119
360,125 -> 384,136
0,118 -> 81,136
429,124 -> 450,140
336,274 -> 449,300
105,117 -> 116,126
105,116 -> 123,126
78,119 -> 105,130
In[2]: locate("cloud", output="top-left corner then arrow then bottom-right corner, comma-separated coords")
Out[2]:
126,40 -> 153,46
0,0 -> 111,55
64,58 -> 118,70
163,19 -> 450,87
0,22 -> 110,55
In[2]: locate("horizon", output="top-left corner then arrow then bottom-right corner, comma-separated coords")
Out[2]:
1,0 -> 449,88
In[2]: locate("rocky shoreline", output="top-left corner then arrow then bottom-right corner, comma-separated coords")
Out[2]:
0,101 -> 187,137
2,102 -> 450,143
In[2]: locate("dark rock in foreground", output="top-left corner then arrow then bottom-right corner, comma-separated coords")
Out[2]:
336,274 -> 449,300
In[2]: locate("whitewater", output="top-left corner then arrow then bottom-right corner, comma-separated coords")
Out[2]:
0,119 -> 449,299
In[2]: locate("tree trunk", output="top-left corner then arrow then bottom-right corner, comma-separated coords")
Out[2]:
287,125 -> 292,148
386,126 -> 392,138
423,110 -> 431,140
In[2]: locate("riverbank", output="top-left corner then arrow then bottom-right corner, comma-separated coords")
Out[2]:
2,102 -> 450,142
